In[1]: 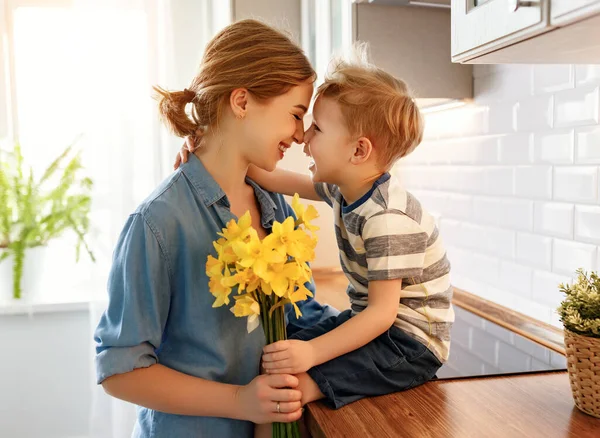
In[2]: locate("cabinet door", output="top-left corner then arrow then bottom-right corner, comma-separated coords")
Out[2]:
552,0 -> 600,25
452,0 -> 549,61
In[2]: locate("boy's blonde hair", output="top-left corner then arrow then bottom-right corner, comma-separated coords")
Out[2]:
154,19 -> 315,139
316,48 -> 424,170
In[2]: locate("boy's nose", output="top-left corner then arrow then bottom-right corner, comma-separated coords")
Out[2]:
303,127 -> 313,143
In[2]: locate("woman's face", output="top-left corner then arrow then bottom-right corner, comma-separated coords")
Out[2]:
242,80 -> 313,172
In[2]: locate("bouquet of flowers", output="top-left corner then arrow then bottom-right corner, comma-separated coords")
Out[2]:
206,194 -> 319,437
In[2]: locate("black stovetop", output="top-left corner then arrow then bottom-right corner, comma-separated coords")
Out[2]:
436,306 -> 566,380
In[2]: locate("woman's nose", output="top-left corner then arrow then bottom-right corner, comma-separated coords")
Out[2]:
293,125 -> 305,144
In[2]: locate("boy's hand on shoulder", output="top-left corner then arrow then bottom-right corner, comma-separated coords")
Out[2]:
261,340 -> 315,374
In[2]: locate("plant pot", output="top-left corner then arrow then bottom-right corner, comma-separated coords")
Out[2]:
0,246 -> 48,303
564,329 -> 600,418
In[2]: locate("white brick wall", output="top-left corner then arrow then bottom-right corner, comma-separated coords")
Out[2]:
397,64 -> 600,328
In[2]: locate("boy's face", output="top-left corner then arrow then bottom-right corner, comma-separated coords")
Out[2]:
303,96 -> 353,184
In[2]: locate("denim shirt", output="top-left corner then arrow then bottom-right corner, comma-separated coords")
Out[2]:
94,154 -> 338,437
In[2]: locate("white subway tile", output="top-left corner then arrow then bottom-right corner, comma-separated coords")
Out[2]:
500,261 -> 533,297
515,166 -> 552,199
470,253 -> 501,284
533,65 -> 574,94
473,197 -> 503,226
549,311 -> 563,329
554,86 -> 599,128
425,106 -> 488,139
575,205 -> 600,244
512,296 -> 553,324
463,223 -> 516,258
483,286 -> 519,310
451,276 -> 489,298
498,133 -> 534,164
517,233 -> 552,270
534,129 -> 574,164
403,142 -> 430,164
515,96 -> 553,132
448,136 -> 500,165
532,270 -> 571,307
501,198 -> 534,231
487,101 -> 517,135
597,247 -> 600,273
485,167 -> 514,196
439,218 -> 463,247
534,202 -> 574,239
444,194 -> 474,221
552,239 -> 597,275
576,126 -> 600,164
576,65 -> 600,87
553,166 -> 598,203
474,67 -> 533,102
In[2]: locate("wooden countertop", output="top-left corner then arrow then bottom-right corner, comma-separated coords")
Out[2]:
305,372 -> 599,438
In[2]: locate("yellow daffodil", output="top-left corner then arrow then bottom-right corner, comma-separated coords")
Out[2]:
217,211 -> 253,242
223,268 -> 261,294
262,262 -> 303,297
231,294 -> 261,333
263,217 -> 310,259
232,235 -> 285,276
206,197 -> 321,342
291,193 -> 320,233
206,255 -> 223,278
209,269 -> 232,307
213,240 -> 239,265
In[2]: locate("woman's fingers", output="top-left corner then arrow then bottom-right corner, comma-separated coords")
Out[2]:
264,373 -> 299,389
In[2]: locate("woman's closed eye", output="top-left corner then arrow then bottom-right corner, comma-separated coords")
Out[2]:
293,114 -> 303,121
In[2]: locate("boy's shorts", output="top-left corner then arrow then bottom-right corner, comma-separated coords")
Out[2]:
289,309 -> 442,409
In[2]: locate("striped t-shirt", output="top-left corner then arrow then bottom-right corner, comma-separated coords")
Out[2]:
315,173 -> 454,363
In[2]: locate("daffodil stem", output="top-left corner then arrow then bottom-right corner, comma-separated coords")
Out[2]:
264,295 -> 300,438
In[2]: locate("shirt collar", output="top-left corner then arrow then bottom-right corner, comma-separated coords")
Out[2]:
180,154 -> 277,228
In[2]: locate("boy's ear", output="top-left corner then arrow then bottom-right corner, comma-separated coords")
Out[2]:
230,88 -> 249,116
350,136 -> 374,164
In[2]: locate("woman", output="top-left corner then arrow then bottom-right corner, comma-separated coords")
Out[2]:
94,19 -> 336,437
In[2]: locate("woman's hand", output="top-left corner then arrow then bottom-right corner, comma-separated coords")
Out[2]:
173,136 -> 197,170
235,374 -> 303,424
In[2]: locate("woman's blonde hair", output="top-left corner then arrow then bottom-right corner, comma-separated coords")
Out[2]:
316,47 -> 424,169
154,19 -> 315,139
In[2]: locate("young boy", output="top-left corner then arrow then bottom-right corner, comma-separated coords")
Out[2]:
248,56 -> 454,410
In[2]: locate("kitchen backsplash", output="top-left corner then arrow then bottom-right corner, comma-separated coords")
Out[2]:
397,64 -> 600,328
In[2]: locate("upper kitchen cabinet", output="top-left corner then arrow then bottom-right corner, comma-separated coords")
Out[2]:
551,0 -> 600,25
452,0 -> 600,63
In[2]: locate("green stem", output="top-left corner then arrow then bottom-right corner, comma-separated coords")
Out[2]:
12,243 -> 24,299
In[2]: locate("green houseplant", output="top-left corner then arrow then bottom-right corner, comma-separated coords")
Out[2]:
558,269 -> 600,418
0,142 -> 95,299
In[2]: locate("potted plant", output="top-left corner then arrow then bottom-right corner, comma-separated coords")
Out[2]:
558,269 -> 600,418
0,142 -> 95,300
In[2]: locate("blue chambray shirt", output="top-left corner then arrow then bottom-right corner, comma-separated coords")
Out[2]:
94,153 -> 338,437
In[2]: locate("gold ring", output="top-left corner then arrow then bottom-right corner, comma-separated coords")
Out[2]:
276,402 -> 281,414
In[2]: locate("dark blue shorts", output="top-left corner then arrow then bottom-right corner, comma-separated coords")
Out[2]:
289,309 -> 442,409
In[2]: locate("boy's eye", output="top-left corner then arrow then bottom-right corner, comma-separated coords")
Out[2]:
312,123 -> 321,132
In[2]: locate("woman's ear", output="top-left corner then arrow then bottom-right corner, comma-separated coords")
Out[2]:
350,136 -> 373,164
230,88 -> 249,118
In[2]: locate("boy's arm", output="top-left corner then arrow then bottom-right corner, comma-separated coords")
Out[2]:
262,279 -> 401,373
309,279 -> 401,366
247,164 -> 320,201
